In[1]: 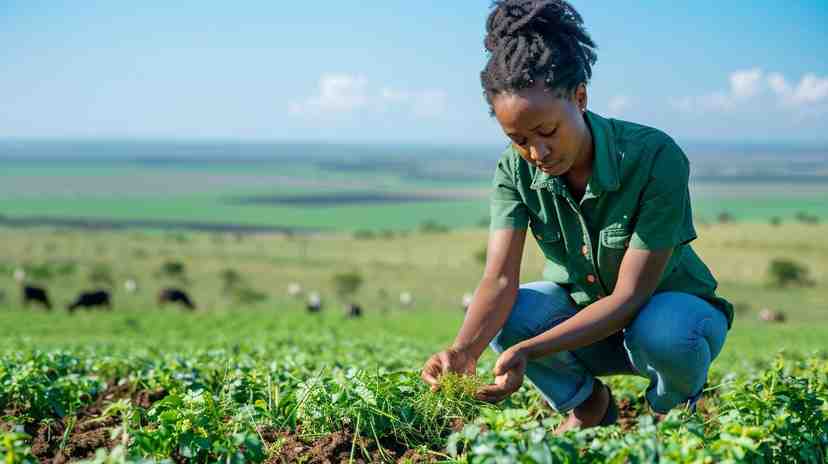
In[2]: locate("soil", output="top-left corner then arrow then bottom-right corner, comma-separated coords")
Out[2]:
24,381 -> 167,464
258,426 -> 438,464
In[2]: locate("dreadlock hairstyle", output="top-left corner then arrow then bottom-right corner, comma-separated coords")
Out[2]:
480,0 -> 597,114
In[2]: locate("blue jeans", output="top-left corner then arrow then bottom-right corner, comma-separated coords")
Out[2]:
489,281 -> 728,414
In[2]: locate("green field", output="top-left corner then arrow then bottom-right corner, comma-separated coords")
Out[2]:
1,223 -> 827,462
1,157 -> 828,232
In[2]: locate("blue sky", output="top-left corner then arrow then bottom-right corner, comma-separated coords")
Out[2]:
1,1 -> 827,145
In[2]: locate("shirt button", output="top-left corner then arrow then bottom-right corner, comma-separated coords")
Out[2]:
581,245 -> 589,256
586,274 -> 596,284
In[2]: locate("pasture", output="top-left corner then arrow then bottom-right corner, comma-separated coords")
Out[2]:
2,146 -> 828,233
1,222 -> 827,462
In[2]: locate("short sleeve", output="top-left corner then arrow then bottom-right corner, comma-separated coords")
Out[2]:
629,141 -> 697,250
489,153 -> 529,230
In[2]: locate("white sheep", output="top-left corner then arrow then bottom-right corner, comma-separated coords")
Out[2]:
287,282 -> 303,298
13,268 -> 25,283
462,292 -> 474,310
399,291 -> 413,307
124,279 -> 138,293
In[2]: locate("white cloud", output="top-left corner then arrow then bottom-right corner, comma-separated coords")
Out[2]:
607,95 -> 631,115
729,68 -> 763,99
289,74 -> 448,119
671,68 -> 828,115
767,72 -> 828,106
288,73 -> 368,116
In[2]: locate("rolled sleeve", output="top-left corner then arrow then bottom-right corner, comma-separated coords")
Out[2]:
489,154 -> 529,230
629,141 -> 697,250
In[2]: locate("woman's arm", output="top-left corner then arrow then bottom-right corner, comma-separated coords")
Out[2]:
421,227 -> 526,388
452,227 -> 527,359
515,246 -> 672,360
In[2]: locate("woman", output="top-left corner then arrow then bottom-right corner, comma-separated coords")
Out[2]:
421,0 -> 733,433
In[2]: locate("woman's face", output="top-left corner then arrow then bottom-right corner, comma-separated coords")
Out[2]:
492,81 -> 591,176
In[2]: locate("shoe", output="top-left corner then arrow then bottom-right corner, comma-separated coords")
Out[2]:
598,383 -> 618,426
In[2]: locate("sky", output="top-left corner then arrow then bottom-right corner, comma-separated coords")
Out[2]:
1,1 -> 827,145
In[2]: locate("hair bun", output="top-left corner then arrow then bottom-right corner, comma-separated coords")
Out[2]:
484,1 -> 583,53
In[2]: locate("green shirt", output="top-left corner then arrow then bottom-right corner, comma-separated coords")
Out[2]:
490,110 -> 734,329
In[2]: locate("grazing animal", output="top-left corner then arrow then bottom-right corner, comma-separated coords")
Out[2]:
158,288 -> 196,310
13,269 -> 26,283
759,308 -> 786,323
287,282 -> 303,298
306,292 -> 322,313
22,285 -> 51,310
399,291 -> 413,307
462,292 -> 474,312
124,279 -> 138,293
67,290 -> 112,312
345,303 -> 363,318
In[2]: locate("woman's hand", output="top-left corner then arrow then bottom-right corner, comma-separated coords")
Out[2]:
420,348 -> 477,391
476,346 -> 527,403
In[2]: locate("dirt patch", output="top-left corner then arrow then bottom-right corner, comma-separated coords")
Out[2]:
259,426 -> 436,464
28,382 -> 167,464
616,397 -> 640,431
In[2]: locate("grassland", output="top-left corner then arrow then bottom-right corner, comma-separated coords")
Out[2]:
2,155 -> 828,233
1,222 -> 827,462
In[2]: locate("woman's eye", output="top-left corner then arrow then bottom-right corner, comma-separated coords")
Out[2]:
538,128 -> 557,137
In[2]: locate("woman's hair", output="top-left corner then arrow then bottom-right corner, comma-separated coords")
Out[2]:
480,0 -> 597,113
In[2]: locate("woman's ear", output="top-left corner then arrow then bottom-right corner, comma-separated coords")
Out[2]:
574,83 -> 588,113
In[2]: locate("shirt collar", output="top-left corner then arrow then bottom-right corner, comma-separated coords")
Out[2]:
529,110 -> 621,196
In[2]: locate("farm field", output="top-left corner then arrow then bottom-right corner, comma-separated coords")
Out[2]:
1,222 -> 827,462
2,140 -> 828,232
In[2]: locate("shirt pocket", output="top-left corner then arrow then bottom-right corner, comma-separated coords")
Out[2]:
530,221 -> 567,264
597,227 -> 632,293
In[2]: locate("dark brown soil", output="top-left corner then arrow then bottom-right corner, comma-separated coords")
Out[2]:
27,381 -> 167,464
258,426 -> 437,464
616,397 -> 641,431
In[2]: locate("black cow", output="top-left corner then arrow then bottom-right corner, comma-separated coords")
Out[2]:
158,288 -> 196,310
67,290 -> 112,312
306,292 -> 322,313
345,303 -> 362,318
22,285 -> 51,310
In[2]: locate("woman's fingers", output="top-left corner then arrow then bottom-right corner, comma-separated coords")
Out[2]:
420,355 -> 442,389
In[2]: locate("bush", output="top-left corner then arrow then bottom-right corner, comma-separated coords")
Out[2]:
332,271 -> 363,299
769,216 -> 782,226
419,220 -> 450,234
768,258 -> 812,287
717,211 -> 733,224
794,211 -> 820,225
220,269 -> 243,292
353,229 -> 376,240
159,260 -> 186,277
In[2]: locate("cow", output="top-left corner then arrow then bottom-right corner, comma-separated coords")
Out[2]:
67,290 -> 112,312
158,288 -> 196,310
306,292 -> 322,313
345,303 -> 362,318
22,285 -> 51,310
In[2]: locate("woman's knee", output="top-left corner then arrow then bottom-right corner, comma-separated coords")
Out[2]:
624,292 -> 728,374
491,281 -> 576,351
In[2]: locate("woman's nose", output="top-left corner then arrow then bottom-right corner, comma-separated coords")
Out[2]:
530,143 -> 549,162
